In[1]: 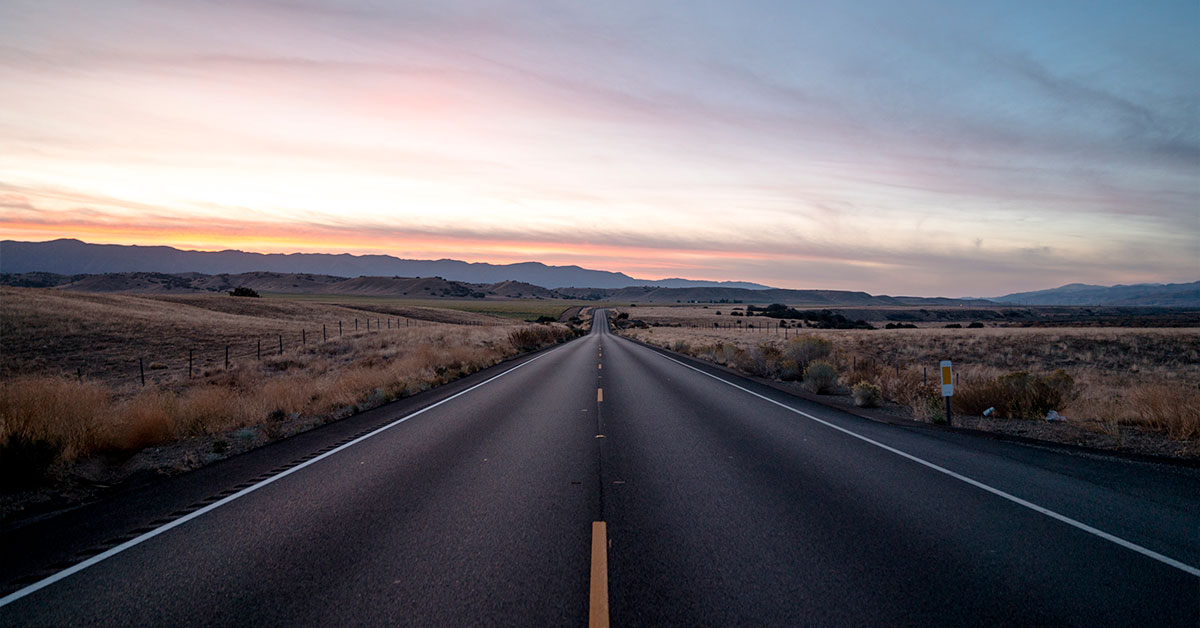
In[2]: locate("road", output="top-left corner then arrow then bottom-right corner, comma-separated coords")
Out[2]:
1,310 -> 1197,626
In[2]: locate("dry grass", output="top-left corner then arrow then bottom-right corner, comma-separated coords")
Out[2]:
621,322 -> 1200,443
0,288 -> 578,485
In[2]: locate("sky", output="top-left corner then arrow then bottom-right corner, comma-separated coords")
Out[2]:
0,0 -> 1196,296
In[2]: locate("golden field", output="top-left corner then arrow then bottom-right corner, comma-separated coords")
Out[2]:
616,306 -> 1200,445
0,287 -> 581,489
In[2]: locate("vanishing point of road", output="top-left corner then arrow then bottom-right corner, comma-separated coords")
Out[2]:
2,310 -> 1197,626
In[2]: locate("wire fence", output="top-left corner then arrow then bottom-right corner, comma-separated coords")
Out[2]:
86,315 -> 494,388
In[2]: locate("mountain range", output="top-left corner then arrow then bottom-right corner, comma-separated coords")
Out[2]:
0,270 -> 983,307
991,282 -> 1200,307
0,239 -> 768,290
1,239 -> 1195,306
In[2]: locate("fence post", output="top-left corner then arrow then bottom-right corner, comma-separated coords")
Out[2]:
257,339 -> 261,361
302,328 -> 306,345
355,318 -> 358,331
924,367 -> 927,386
323,324 -> 327,342
225,345 -> 229,369
189,349 -> 193,379
139,357 -> 145,387
339,321 -> 343,336
279,334 -> 283,355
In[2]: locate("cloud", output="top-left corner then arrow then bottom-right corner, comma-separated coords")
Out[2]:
0,1 -> 1195,295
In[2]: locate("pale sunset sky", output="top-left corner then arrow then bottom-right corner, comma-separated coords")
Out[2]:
0,1 -> 1196,295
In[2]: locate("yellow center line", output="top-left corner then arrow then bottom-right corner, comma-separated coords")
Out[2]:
590,521 -> 609,628
597,388 -> 603,403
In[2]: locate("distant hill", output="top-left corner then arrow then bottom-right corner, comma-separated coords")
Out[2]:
1,271 -> 998,307
0,271 -> 566,300
547,286 -> 991,306
993,282 -> 1200,306
0,239 -> 771,290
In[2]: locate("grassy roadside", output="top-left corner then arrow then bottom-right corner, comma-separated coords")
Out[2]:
615,321 -> 1200,457
0,288 -> 585,513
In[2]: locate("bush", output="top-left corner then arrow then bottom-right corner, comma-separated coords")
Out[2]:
783,335 -> 832,373
803,360 -> 839,394
852,381 -> 883,408
967,322 -> 985,329
507,325 -> 573,351
228,287 -> 260,297
733,344 -> 783,378
953,369 -> 1079,419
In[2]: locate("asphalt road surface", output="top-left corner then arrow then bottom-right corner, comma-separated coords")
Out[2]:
2,310 -> 1197,626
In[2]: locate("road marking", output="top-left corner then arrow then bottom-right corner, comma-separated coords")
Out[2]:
598,363 -> 602,370
597,388 -> 604,402
590,521 -> 610,628
0,344 -> 570,609
654,351 -> 1200,578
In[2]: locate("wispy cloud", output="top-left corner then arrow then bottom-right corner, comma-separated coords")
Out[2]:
0,0 -> 1195,295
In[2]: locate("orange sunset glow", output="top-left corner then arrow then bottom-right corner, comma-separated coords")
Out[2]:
1,1 -> 1195,295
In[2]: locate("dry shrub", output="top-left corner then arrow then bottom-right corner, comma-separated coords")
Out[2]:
106,390 -> 179,453
715,343 -> 739,366
803,360 -> 839,394
1124,385 -> 1200,440
508,325 -> 572,351
852,381 -> 882,408
0,376 -> 110,461
848,361 -> 934,419
176,386 -> 243,435
953,370 -> 1078,420
734,344 -> 783,378
784,335 -> 832,371
258,376 -> 313,418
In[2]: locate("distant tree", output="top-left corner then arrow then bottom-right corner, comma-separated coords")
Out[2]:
228,287 -> 260,298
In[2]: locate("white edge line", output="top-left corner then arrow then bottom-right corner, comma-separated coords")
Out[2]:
652,350 -> 1200,578
0,343 -> 569,608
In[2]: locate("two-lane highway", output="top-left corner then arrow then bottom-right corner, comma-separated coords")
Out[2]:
1,309 -> 1197,626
